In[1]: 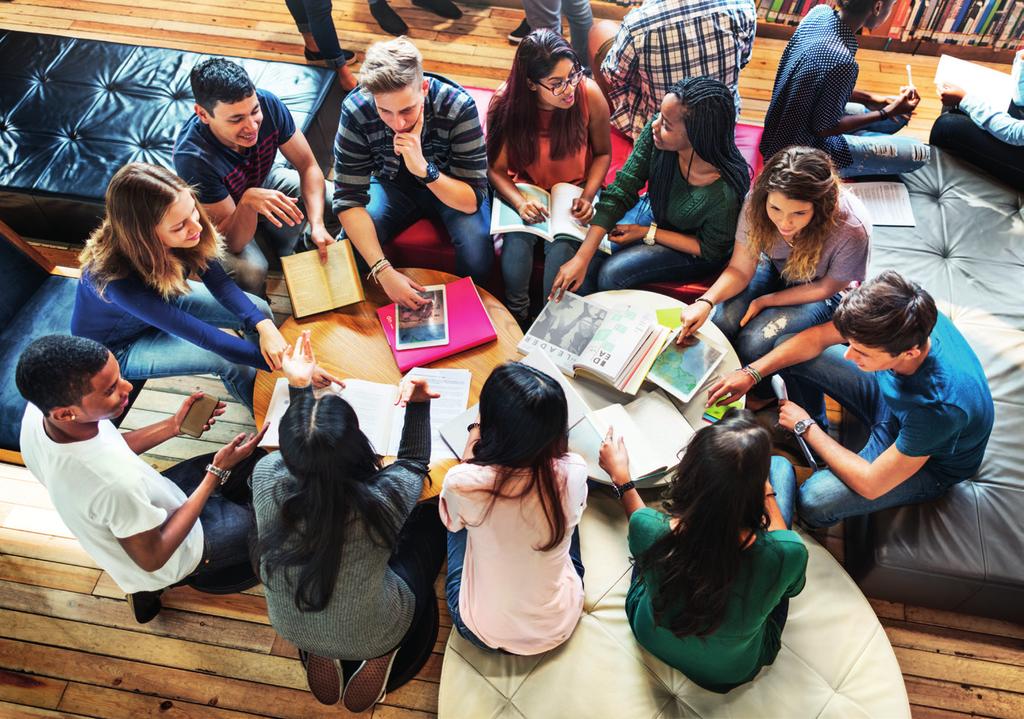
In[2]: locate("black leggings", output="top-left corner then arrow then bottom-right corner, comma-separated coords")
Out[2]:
929,107 -> 1024,192
338,502 -> 446,691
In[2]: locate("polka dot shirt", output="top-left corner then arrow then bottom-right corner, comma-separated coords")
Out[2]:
760,5 -> 859,168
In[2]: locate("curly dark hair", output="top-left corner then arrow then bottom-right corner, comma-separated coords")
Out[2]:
16,335 -> 111,413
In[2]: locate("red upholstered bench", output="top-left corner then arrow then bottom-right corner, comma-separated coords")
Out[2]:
388,86 -> 764,304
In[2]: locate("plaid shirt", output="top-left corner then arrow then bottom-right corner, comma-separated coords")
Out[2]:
332,76 -> 488,215
601,0 -> 756,138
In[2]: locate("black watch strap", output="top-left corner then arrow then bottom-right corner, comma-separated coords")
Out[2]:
612,480 -> 636,498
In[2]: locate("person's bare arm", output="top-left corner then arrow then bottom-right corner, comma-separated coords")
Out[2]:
280,129 -> 333,261
122,392 -> 226,455
204,191 -> 304,254
739,276 -> 850,327
338,206 -> 429,309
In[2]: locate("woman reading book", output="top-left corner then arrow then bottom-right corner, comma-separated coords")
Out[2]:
675,147 -> 871,397
487,29 -> 611,326
440,362 -> 588,654
599,409 -> 806,693
252,333 -> 446,712
72,163 -> 336,413
549,76 -> 750,296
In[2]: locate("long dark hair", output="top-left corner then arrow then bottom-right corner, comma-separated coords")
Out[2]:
258,392 -> 403,612
468,363 -> 570,551
648,77 -> 751,226
635,409 -> 771,637
486,29 -> 587,172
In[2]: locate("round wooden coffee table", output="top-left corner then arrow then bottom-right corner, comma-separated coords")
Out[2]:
254,268 -> 523,427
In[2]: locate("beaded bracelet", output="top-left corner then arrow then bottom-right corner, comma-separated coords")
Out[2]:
367,258 -> 392,284
741,365 -> 763,384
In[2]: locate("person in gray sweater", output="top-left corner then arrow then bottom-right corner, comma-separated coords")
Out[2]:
251,332 -> 445,711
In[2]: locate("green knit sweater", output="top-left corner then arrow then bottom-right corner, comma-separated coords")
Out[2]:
592,119 -> 741,264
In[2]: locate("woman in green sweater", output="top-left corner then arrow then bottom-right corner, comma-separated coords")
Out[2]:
550,76 -> 751,296
599,409 -> 807,693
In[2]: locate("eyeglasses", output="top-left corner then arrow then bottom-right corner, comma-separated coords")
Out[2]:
537,67 -> 585,96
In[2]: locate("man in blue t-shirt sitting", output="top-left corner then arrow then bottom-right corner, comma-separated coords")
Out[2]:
173,58 -> 336,295
707,271 -> 995,527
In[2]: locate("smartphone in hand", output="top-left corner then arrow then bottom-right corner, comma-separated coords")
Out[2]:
180,395 -> 219,438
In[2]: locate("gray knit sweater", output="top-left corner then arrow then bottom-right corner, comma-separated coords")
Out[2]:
251,388 -> 431,659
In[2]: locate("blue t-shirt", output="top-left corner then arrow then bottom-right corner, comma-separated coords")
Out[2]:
876,313 -> 994,483
173,89 -> 296,205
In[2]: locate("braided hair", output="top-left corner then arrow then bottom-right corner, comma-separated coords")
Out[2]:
647,77 -> 751,227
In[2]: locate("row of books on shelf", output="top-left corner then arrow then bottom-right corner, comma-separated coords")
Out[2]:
758,0 -> 1024,49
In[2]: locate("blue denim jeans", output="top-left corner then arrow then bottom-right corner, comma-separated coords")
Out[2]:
500,232 -> 584,319
445,526 -> 584,652
592,195 -> 726,291
712,258 -> 841,367
521,0 -> 593,68
780,344 -> 955,528
112,281 -> 272,414
841,102 -> 931,178
283,0 -> 349,68
358,176 -> 495,286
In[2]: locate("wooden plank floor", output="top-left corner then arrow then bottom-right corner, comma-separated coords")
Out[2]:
2,3 -> 1022,717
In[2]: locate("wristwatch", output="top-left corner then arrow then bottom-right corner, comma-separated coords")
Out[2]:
643,222 -> 658,246
794,418 -> 817,437
205,463 -> 232,485
419,161 -> 440,184
611,480 -> 636,498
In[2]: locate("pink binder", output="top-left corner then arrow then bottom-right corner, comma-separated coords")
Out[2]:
377,276 -> 498,372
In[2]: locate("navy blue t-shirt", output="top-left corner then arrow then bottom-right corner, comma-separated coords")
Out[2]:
173,89 -> 296,205
877,313 -> 994,484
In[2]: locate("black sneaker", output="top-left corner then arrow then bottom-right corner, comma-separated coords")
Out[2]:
508,18 -> 531,44
371,0 -> 409,35
413,0 -> 463,20
300,650 -> 343,705
127,589 -> 163,624
342,649 -> 398,713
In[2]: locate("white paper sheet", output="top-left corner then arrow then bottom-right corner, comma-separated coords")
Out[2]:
338,380 -> 400,455
846,182 -> 916,227
387,367 -> 472,461
934,54 -> 1013,110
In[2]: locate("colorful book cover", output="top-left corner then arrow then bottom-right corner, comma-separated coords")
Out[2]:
377,276 -> 497,373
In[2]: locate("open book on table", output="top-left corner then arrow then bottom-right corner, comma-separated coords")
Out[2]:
259,367 -> 471,462
279,240 -> 364,318
491,182 -> 613,254
518,294 -> 671,395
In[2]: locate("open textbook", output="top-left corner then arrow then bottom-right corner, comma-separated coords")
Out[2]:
934,54 -> 1015,111
260,367 -> 471,462
279,240 -> 364,318
491,182 -> 613,254
439,352 -> 694,483
845,182 -> 915,227
518,294 -> 671,394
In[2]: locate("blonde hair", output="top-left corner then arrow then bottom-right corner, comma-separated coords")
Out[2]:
360,36 -> 424,94
79,163 -> 222,299
746,147 -> 842,283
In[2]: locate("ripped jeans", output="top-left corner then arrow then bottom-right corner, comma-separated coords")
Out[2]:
711,258 -> 840,395
840,102 -> 931,178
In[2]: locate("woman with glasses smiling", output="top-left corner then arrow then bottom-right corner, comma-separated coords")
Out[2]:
487,29 -> 611,327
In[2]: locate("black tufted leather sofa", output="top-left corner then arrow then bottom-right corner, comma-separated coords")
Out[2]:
845,148 -> 1024,622
0,30 -> 342,243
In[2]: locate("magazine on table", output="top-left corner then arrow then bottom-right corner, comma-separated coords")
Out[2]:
646,330 -> 727,404
259,367 -> 471,462
517,294 -> 671,395
491,182 -> 613,254
395,285 -> 449,350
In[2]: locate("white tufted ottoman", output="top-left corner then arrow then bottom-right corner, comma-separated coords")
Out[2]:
439,493 -> 910,718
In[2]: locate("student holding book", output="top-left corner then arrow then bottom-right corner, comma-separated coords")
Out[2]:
676,147 -> 872,391
72,163 -> 336,414
549,77 -> 750,297
488,30 -> 612,326
440,362 -> 588,654
599,409 -> 806,693
252,333 -> 446,711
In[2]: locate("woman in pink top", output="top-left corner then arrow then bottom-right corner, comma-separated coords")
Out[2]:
439,362 -> 588,655
487,29 -> 611,328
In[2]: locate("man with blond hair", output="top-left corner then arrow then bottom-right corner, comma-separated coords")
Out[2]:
333,37 -> 492,308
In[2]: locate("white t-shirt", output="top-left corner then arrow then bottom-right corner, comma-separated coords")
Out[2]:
19,403 -> 203,593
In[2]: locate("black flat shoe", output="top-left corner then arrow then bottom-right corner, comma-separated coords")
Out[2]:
127,589 -> 163,624
413,0 -> 463,20
507,18 -> 530,44
371,1 -> 409,35
304,48 -> 356,65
